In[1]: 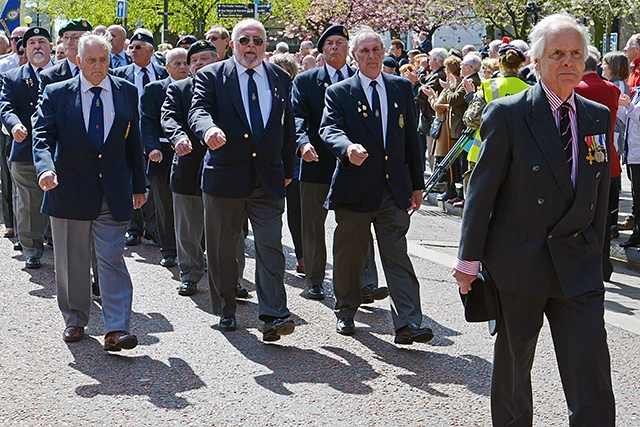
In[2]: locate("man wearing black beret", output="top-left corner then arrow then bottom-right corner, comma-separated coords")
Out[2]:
292,24 -> 385,303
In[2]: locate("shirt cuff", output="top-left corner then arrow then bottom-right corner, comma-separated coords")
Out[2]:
204,126 -> 219,143
453,259 -> 480,276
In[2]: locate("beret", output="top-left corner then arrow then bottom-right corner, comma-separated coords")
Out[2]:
177,35 -> 197,47
317,24 -> 348,53
23,27 -> 51,45
498,43 -> 526,62
130,32 -> 155,47
382,56 -> 397,68
186,39 -> 217,64
58,18 -> 93,37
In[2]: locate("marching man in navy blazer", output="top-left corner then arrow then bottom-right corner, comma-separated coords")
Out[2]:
453,14 -> 615,425
189,19 -> 297,341
33,34 -> 147,351
319,28 -> 432,344
0,27 -> 54,269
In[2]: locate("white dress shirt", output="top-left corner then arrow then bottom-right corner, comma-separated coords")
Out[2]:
80,75 -> 116,143
358,71 -> 388,147
234,57 -> 272,130
132,62 -> 157,99
325,63 -> 350,84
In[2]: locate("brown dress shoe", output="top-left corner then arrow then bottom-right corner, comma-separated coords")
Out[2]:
103,331 -> 138,352
63,326 -> 85,342
3,227 -> 14,238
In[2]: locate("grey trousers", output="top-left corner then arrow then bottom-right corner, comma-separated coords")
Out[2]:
0,133 -> 14,228
11,161 -> 47,258
203,188 -> 289,321
52,199 -> 133,333
149,173 -> 176,257
300,181 -> 378,288
333,187 -> 422,330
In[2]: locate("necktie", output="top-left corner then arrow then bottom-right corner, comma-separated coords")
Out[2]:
559,102 -> 573,172
112,54 -> 122,69
36,67 -> 42,81
141,67 -> 150,86
73,66 -> 79,77
246,69 -> 263,142
369,80 -> 382,135
88,87 -> 104,148
335,69 -> 344,83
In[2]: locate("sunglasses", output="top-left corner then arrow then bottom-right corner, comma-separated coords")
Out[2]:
17,50 -> 25,55
131,45 -> 147,50
237,36 -> 264,46
10,36 -> 21,41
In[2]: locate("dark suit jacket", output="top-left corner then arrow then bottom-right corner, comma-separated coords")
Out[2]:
161,77 -> 206,196
0,64 -> 40,162
458,83 -> 611,299
32,75 -> 147,222
140,77 -> 174,178
113,63 -> 169,90
40,59 -> 74,90
319,72 -> 424,213
292,64 -> 355,184
188,59 -> 296,200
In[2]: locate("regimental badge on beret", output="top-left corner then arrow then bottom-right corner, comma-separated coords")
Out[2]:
34,28 -> 40,34
82,19 -> 88,28
343,28 -> 348,37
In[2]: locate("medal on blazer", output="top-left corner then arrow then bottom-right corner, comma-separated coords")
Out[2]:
124,121 -> 131,139
398,114 -> 404,128
585,134 -> 607,165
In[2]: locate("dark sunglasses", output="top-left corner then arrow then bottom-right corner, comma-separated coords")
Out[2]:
131,45 -> 146,50
17,50 -> 25,55
10,36 -> 21,41
237,36 -> 264,46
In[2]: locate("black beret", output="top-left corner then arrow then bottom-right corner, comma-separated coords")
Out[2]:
58,18 -> 93,37
449,48 -> 463,60
317,24 -> 348,53
130,32 -> 155,47
16,38 -> 23,52
382,56 -> 397,68
186,39 -> 217,64
498,43 -> 526,62
177,35 -> 197,47
23,27 -> 51,45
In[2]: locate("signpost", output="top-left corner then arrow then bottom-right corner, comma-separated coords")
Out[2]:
216,3 -> 272,19
116,0 -> 128,30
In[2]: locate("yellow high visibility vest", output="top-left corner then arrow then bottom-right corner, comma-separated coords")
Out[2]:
467,76 -> 531,163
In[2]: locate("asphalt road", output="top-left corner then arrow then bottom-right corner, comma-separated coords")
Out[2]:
1,199 -> 639,426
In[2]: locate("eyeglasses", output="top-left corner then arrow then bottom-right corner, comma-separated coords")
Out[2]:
207,35 -> 219,42
237,36 -> 264,46
62,36 -> 81,43
131,45 -> 146,50
17,50 -> 25,55
10,36 -> 21,42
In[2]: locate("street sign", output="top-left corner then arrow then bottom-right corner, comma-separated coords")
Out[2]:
602,32 -> 618,55
116,0 -> 128,19
216,3 -> 271,18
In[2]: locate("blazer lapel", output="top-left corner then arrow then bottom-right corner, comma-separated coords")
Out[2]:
574,96 -> 603,195
382,74 -> 400,147
316,65 -> 331,89
349,72 -> 382,141
264,62 -> 282,132
22,65 -> 39,104
223,60 -> 251,130
525,84 -> 574,203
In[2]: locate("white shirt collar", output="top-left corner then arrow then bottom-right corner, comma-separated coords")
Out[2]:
234,57 -> 265,78
80,74 -> 111,94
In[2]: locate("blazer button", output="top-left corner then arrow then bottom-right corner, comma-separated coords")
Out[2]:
595,171 -> 601,179
573,232 -> 580,238
98,154 -> 102,159
244,133 -> 249,139
252,152 -> 257,157
99,173 -> 103,178
537,198 -> 544,205
548,234 -> 553,239
385,174 -> 390,179
30,102 -> 33,106
590,203 -> 594,211
385,155 -> 389,161
532,165 -> 539,172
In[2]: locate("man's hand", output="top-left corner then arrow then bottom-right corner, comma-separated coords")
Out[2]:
421,85 -> 436,98
205,128 -> 226,151
346,144 -> 368,166
11,124 -> 27,143
174,138 -> 193,156
409,190 -> 423,211
38,170 -> 58,191
285,178 -> 292,187
133,193 -> 146,210
300,143 -> 319,162
463,78 -> 476,94
452,268 -> 476,294
148,149 -> 163,163
620,93 -> 631,107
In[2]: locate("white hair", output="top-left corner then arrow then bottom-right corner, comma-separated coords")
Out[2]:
275,41 -> 289,53
165,47 -> 187,64
78,34 -> 112,59
461,54 -> 481,72
428,48 -> 448,66
510,39 -> 530,53
231,19 -> 266,41
349,26 -> 383,55
528,13 -> 589,61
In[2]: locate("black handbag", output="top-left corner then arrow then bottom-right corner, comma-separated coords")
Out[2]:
459,268 -> 501,335
429,118 -> 444,139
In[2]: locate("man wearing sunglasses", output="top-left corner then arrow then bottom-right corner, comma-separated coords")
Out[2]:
205,25 -> 230,61
0,26 -> 27,73
189,19 -> 297,342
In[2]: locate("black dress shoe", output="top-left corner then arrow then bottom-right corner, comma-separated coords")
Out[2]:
25,256 -> 41,269
620,238 -> 640,248
361,284 -> 388,304
263,318 -> 295,342
144,232 -> 160,246
236,283 -> 249,299
160,255 -> 176,267
394,323 -> 434,345
125,234 -> 140,246
13,241 -> 22,251
218,316 -> 237,331
307,284 -> 325,300
336,317 -> 355,335
103,331 -> 138,351
178,281 -> 197,296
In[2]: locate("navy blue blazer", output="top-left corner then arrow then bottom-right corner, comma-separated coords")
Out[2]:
188,59 -> 296,199
110,51 -> 132,70
161,77 -> 207,196
40,59 -> 74,90
292,65 -> 355,185
320,72 -> 424,213
0,64 -> 40,162
32,75 -> 147,222
140,77 -> 174,178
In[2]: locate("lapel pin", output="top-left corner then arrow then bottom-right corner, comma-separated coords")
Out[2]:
399,114 -> 404,128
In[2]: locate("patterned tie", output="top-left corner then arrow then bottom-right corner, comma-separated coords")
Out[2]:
112,54 -> 122,69
141,67 -> 150,86
73,66 -> 79,77
246,69 -> 263,142
36,67 -> 42,81
88,87 -> 104,149
335,69 -> 344,83
559,102 -> 573,171
369,80 -> 382,135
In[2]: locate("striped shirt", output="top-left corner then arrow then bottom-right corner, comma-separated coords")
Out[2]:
80,74 -> 115,143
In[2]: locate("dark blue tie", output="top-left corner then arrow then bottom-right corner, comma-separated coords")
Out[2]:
88,87 -> 104,151
335,69 -> 344,82
112,54 -> 122,69
141,67 -> 150,86
559,102 -> 573,172
370,80 -> 382,134
246,69 -> 263,142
